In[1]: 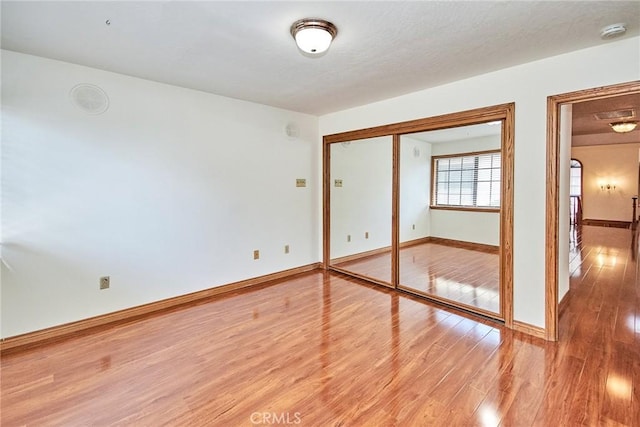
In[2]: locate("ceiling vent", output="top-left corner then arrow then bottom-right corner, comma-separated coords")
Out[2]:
70,84 -> 109,115
593,109 -> 635,121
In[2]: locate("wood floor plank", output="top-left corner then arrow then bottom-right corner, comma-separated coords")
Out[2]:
1,225 -> 639,426
335,240 -> 501,314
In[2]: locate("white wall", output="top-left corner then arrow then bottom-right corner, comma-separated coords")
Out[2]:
558,105 -> 572,303
3,37 -> 639,338
430,210 -> 499,246
399,137 -> 431,242
330,137 -> 392,258
572,143 -> 640,222
430,134 -> 500,156
1,50 -> 319,338
319,36 -> 640,328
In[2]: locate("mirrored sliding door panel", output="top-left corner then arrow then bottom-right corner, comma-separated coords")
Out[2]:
399,123 -> 502,315
329,136 -> 393,285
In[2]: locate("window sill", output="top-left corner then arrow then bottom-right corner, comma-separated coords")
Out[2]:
430,205 -> 500,213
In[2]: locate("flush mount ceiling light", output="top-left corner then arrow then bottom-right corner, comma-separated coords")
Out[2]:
610,121 -> 638,133
290,18 -> 337,56
600,23 -> 626,39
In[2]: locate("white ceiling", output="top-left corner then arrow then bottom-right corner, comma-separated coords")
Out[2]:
571,93 -> 640,146
2,1 -> 639,116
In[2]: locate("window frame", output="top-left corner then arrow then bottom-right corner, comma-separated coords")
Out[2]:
430,149 -> 501,212
569,158 -> 583,197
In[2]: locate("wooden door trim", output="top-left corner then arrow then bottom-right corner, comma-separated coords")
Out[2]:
545,80 -> 640,341
324,103 -> 514,144
322,133 -> 331,269
501,102 -> 515,328
392,134 -> 400,288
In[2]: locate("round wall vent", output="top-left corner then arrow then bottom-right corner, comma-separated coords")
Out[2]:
600,23 -> 626,40
285,122 -> 300,138
69,84 -> 109,115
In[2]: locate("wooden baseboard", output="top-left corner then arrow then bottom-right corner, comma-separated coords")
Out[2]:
328,267 -> 395,290
0,263 -> 322,353
512,320 -> 546,339
427,236 -> 500,254
397,284 -> 503,322
399,236 -> 432,248
331,237 -> 498,266
582,219 -> 631,229
330,246 -> 391,265
558,291 -> 571,318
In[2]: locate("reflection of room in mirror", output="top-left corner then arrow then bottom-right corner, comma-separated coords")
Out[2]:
329,136 -> 393,284
400,241 -> 499,313
335,238 -> 500,313
324,103 -> 513,322
399,122 -> 502,315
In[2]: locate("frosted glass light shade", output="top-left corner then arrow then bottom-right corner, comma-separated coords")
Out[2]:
295,27 -> 333,54
290,19 -> 337,56
610,121 -> 638,133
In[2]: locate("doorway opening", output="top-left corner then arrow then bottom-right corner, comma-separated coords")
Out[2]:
546,81 -> 640,341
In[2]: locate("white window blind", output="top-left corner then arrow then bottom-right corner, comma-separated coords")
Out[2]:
433,151 -> 501,208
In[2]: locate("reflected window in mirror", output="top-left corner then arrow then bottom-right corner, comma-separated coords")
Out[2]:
432,150 -> 501,209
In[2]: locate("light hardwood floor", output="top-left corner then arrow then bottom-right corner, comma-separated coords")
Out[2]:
400,243 -> 499,313
1,225 -> 638,425
333,241 -> 500,314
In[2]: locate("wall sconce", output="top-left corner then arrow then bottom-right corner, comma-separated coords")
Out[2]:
601,183 -> 616,191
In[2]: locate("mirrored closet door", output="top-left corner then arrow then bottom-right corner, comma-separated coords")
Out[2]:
328,136 -> 393,286
323,103 -> 514,323
399,123 -> 502,316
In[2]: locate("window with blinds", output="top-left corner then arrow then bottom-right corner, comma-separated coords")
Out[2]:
570,159 -> 582,197
432,150 -> 501,208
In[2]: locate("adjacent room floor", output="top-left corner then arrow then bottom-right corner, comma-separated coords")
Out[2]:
1,226 -> 638,425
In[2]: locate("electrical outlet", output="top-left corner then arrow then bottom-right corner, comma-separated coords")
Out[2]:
347,234 -> 351,242
334,179 -> 343,187
296,178 -> 306,187
284,245 -> 290,254
99,276 -> 110,290
412,224 -> 416,230
365,232 -> 369,239
253,250 -> 260,260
